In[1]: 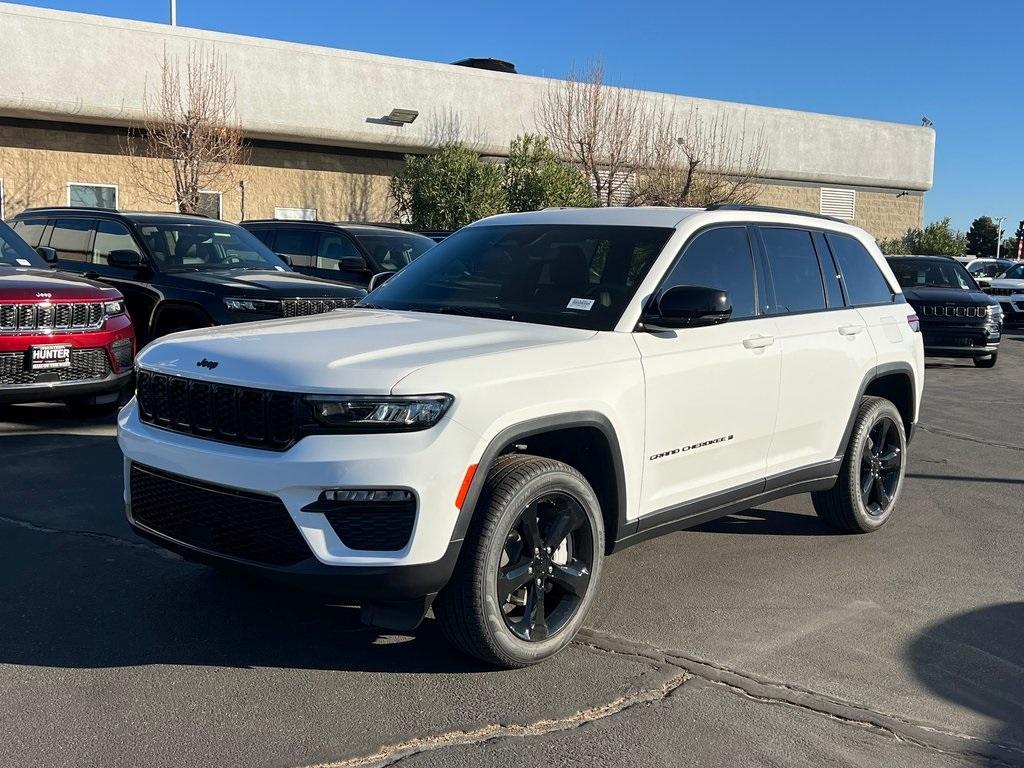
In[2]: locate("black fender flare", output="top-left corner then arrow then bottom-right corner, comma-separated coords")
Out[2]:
835,361 -> 917,459
449,411 -> 631,548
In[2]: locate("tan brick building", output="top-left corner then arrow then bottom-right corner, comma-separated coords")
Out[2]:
0,4 -> 933,239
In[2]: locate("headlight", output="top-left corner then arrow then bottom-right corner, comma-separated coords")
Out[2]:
223,297 -> 280,313
104,300 -> 126,316
306,394 -> 453,431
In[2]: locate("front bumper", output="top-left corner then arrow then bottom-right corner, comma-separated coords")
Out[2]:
0,370 -> 132,403
921,322 -> 1000,358
118,400 -> 480,588
995,298 -> 1024,323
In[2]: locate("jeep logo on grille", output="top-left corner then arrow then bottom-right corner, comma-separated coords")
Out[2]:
196,358 -> 219,370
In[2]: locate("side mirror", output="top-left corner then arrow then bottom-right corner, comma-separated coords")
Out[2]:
108,249 -> 143,268
643,285 -> 732,329
339,255 -> 370,273
276,252 -> 293,266
368,271 -> 396,292
36,246 -> 58,265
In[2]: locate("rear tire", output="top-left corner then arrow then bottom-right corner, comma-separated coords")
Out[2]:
973,353 -> 997,368
812,396 -> 907,533
434,454 -> 605,668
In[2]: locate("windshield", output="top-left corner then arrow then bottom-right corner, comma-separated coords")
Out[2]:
353,231 -> 435,272
135,222 -> 290,272
969,261 -> 1013,278
362,223 -> 674,331
0,221 -> 45,268
999,263 -> 1024,280
889,258 -> 976,290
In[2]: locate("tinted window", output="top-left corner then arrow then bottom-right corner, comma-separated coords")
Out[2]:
12,219 -> 47,248
273,229 -> 319,268
1002,263 -> 1024,280
813,232 -> 845,308
0,221 -> 46,268
318,234 -> 361,270
662,227 -> 756,319
888,258 -> 974,290
353,232 -> 435,272
51,219 -> 95,263
760,228 -> 826,313
365,224 -> 673,331
92,220 -> 142,266
826,233 -> 893,306
251,229 -> 275,248
134,222 -> 289,272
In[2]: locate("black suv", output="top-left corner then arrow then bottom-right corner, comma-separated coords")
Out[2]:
887,255 -> 1002,368
241,220 -> 435,286
11,209 -> 366,343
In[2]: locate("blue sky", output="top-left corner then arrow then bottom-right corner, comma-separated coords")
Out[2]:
11,0 -> 1022,232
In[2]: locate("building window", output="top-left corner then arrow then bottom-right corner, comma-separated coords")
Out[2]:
819,188 -> 856,220
68,183 -> 118,210
274,206 -> 317,221
198,191 -> 222,219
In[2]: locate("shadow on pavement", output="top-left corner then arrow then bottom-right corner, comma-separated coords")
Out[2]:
907,602 -> 1024,754
694,508 -> 831,536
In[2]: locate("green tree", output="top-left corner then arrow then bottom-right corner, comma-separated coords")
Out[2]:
504,134 -> 593,212
904,217 -> 968,257
877,237 -> 908,255
390,144 -> 507,230
1001,237 -> 1019,258
966,216 -> 999,257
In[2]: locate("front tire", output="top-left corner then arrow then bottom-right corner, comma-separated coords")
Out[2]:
434,454 -> 605,668
812,396 -> 907,533
973,353 -> 997,368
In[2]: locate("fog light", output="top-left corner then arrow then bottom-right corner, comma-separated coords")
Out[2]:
321,489 -> 414,503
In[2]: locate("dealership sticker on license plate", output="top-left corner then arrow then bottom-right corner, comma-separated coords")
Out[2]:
29,345 -> 71,370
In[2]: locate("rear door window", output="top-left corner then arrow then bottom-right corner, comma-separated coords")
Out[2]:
825,233 -> 894,306
759,227 -> 826,314
50,219 -> 96,263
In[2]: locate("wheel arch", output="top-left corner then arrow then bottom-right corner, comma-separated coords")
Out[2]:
451,412 -> 628,555
838,362 -> 917,457
150,300 -> 214,337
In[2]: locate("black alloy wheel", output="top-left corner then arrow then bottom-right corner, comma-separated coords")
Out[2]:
497,492 -> 594,642
859,416 -> 903,517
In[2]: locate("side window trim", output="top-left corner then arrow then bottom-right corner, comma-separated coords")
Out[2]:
811,230 -> 848,309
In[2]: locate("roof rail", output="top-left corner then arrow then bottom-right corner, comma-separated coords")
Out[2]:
22,205 -> 119,214
705,204 -> 844,223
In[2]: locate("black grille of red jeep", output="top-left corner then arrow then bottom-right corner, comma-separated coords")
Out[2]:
0,348 -> 110,385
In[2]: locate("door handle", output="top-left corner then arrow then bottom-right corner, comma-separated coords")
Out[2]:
742,334 -> 775,349
838,323 -> 864,336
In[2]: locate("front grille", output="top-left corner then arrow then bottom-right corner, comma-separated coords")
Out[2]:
917,304 -> 986,318
282,297 -> 360,318
129,463 -> 311,566
322,498 -> 417,551
0,348 -> 111,386
0,301 -> 104,333
136,369 -> 303,450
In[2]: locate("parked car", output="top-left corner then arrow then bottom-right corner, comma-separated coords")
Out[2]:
965,258 -> 1015,290
10,208 -> 366,343
241,220 -> 435,286
119,205 -> 923,667
887,255 -> 1002,367
0,219 -> 134,412
988,262 -> 1024,325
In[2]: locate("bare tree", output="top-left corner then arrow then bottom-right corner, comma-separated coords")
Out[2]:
636,106 -> 769,207
536,60 -> 658,207
124,45 -> 246,213
0,150 -> 46,213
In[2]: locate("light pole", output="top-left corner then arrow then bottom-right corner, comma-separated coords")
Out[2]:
170,0 -> 176,25
995,216 -> 1006,259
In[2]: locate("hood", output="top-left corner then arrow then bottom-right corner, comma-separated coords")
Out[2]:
136,309 -> 594,393
0,267 -> 122,301
990,277 -> 1024,291
901,286 -> 993,305
161,268 -> 365,298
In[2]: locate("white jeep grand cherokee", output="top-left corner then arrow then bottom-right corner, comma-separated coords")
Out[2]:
119,205 -> 924,667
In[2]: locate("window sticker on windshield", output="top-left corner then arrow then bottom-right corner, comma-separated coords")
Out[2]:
16,258 -> 31,266
567,297 -> 595,311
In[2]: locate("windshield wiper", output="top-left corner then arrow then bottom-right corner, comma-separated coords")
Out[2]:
421,305 -> 517,320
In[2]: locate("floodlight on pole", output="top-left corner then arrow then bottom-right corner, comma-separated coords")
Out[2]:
170,0 -> 177,26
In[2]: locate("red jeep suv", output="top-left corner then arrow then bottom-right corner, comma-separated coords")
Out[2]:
0,220 -> 134,412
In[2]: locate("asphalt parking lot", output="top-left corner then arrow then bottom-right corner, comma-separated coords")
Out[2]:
2,332 -> 1022,768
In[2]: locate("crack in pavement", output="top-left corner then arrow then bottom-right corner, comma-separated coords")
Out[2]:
0,513 -> 179,559
917,423 -> 1024,453
578,628 -> 1024,768
297,663 -> 688,768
